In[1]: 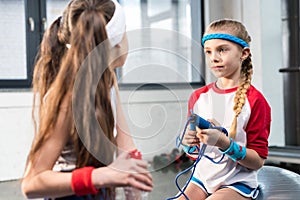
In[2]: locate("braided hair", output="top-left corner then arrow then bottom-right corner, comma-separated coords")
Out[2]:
206,19 -> 253,139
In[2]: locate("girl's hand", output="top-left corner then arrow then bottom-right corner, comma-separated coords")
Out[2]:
181,128 -> 200,146
92,152 -> 153,192
196,127 -> 230,150
207,118 -> 220,126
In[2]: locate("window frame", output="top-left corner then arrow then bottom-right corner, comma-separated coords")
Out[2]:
0,0 -> 46,88
0,0 -> 205,89
117,0 -> 206,90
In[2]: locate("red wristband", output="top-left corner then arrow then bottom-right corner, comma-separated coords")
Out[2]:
71,166 -> 98,196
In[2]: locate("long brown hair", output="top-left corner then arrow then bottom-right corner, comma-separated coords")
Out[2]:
205,19 -> 253,139
32,16 -> 66,126
29,0 -> 117,197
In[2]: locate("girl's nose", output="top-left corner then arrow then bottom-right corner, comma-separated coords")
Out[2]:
210,51 -> 221,63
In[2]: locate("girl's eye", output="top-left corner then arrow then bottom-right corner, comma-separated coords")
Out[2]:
219,48 -> 227,53
205,50 -> 211,55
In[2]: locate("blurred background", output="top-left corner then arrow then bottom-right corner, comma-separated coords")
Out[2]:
0,0 -> 299,199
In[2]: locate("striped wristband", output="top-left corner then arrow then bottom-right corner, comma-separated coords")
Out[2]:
220,138 -> 246,162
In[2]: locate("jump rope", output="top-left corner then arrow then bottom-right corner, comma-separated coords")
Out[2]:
166,111 -> 228,200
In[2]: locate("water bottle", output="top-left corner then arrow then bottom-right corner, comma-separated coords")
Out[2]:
123,149 -> 149,200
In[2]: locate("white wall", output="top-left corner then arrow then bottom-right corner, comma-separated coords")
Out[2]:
119,88 -> 192,161
0,91 -> 34,181
258,0 -> 285,146
0,89 -> 192,181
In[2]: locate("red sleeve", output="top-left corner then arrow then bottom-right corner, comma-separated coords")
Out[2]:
187,85 -> 210,118
245,88 -> 271,159
187,91 -> 198,118
185,85 -> 210,160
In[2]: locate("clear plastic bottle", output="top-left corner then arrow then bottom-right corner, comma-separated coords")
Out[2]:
124,149 -> 149,200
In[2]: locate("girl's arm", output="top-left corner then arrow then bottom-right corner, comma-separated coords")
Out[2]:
22,95 -> 153,198
113,83 -> 136,153
239,149 -> 265,170
22,105 -> 74,198
217,135 -> 264,170
197,129 -> 265,170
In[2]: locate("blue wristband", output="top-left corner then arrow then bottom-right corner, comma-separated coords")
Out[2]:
182,145 -> 197,154
182,145 -> 190,153
220,138 -> 246,162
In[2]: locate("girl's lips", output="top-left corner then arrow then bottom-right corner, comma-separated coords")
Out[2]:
211,66 -> 224,70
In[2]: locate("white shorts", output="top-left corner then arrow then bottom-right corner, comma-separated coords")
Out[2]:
191,176 -> 260,199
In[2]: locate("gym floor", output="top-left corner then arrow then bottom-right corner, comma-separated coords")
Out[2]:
1,159 -> 299,200
0,160 -> 192,200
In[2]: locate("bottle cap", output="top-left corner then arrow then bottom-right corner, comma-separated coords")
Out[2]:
130,149 -> 142,160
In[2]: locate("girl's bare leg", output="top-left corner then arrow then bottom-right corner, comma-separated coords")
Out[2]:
176,182 -> 207,200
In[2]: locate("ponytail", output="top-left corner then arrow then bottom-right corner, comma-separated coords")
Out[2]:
29,16 -> 67,165
33,16 -> 66,96
54,2 -> 116,167
67,5 -> 116,198
32,16 -> 66,133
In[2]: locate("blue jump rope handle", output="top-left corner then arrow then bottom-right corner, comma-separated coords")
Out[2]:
189,114 -> 211,130
168,114 -> 222,200
188,114 -> 211,153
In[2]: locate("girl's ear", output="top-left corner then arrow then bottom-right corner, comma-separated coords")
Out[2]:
241,47 -> 250,60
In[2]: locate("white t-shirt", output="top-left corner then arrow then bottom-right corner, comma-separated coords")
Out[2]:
186,82 -> 271,193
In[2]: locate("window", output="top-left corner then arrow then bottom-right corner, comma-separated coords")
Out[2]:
46,0 -> 69,25
0,0 -> 26,80
0,0 -> 46,88
117,0 -> 205,86
0,0 -> 27,87
0,0 -> 204,88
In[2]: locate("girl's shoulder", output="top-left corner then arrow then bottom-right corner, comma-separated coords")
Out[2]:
247,85 -> 268,100
192,83 -> 214,95
247,85 -> 271,108
188,84 -> 212,102
188,83 -> 214,106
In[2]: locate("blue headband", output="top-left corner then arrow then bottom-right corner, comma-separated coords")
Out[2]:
202,33 -> 249,48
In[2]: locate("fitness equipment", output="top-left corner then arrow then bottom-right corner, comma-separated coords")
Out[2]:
167,111 -> 227,200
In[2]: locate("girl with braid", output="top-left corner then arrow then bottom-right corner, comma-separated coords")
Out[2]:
21,0 -> 153,199
179,19 -> 271,200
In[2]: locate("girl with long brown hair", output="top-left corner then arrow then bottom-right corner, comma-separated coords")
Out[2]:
179,19 -> 271,200
21,0 -> 153,199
